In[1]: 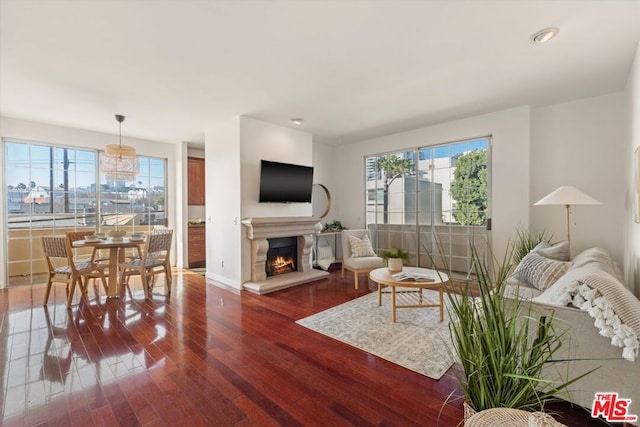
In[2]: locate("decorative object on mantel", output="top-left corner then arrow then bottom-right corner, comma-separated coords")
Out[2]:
534,186 -> 601,243
101,114 -> 139,182
321,220 -> 346,233
312,183 -> 331,219
378,248 -> 410,272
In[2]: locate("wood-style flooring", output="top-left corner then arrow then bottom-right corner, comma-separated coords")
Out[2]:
0,268 -> 614,426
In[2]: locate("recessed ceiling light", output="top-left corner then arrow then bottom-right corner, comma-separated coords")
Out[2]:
531,27 -> 559,44
291,118 -> 304,125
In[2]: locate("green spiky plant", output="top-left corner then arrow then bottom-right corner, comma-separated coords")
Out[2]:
512,227 -> 553,265
432,238 -> 595,414
378,248 -> 411,264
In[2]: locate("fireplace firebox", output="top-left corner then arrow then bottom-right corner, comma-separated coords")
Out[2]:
266,237 -> 297,277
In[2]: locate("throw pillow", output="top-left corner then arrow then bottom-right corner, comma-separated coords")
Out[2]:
348,234 -> 376,258
514,252 -> 570,291
535,240 -> 570,261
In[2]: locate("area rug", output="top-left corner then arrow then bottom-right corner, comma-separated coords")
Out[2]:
296,290 -> 455,380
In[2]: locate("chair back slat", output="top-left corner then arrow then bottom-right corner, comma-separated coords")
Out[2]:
147,229 -> 173,254
42,236 -> 69,258
66,230 -> 95,243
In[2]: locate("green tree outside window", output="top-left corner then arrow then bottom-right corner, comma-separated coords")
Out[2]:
450,150 -> 487,226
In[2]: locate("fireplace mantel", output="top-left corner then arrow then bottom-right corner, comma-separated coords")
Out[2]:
242,216 -> 322,239
242,217 -> 329,294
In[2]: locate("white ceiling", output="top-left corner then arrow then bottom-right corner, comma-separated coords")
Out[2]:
1,1 -> 639,146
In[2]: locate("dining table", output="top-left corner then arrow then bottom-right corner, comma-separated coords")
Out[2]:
72,237 -> 145,298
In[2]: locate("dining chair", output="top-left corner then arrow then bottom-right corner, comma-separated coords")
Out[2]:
118,229 -> 173,299
65,230 -> 107,263
41,236 -> 108,308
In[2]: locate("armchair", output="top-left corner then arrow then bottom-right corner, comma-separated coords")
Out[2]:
341,229 -> 383,289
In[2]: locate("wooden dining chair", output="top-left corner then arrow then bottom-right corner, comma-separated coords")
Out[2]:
65,230 -> 107,263
41,236 -> 108,308
118,229 -> 173,299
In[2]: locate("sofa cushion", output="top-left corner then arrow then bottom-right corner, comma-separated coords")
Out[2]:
570,247 -> 624,282
503,276 -> 543,300
514,252 -> 570,291
344,256 -> 383,270
348,234 -> 376,257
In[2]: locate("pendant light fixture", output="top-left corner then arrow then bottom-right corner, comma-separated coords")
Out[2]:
101,114 -> 139,181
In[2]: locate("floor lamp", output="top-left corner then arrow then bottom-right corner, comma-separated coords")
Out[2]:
534,186 -> 601,242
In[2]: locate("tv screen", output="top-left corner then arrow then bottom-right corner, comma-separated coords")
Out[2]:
259,160 -> 314,203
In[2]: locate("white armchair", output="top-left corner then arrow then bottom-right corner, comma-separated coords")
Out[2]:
341,229 -> 384,289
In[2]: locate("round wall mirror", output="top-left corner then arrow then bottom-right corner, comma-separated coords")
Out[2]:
311,184 -> 331,219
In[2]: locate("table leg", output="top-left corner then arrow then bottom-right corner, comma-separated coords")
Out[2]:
378,282 -> 382,306
391,286 -> 396,323
107,247 -> 119,298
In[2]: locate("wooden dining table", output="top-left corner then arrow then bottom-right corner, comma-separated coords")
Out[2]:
72,237 -> 145,298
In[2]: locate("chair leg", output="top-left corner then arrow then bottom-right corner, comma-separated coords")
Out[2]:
67,278 -> 79,308
78,276 -> 88,294
43,275 -> 54,306
140,269 -> 151,299
164,265 -> 171,295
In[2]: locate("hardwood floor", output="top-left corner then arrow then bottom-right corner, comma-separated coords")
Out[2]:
0,268 -> 614,426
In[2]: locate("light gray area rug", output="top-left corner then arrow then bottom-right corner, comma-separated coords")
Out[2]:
296,290 -> 455,380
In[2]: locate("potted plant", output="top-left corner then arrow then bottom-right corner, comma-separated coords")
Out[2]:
440,242 -> 594,418
379,248 -> 410,272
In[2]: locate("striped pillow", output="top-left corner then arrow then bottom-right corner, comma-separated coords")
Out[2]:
515,252 -> 570,291
348,234 -> 376,258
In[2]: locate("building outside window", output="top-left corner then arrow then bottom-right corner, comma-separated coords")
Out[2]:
365,137 -> 490,275
4,140 -> 167,286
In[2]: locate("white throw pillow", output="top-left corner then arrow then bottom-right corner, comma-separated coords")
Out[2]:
348,234 -> 376,258
535,240 -> 570,261
514,252 -> 570,291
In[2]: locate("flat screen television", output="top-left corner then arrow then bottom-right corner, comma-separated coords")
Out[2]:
259,160 -> 314,203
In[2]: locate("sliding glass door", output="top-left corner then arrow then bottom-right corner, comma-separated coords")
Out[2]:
365,136 -> 491,276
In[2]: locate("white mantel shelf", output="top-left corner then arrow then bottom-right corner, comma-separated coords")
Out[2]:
241,216 -> 322,239
241,216 -> 328,294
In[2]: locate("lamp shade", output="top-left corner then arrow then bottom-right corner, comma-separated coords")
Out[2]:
101,145 -> 139,181
534,186 -> 601,206
100,114 -> 139,182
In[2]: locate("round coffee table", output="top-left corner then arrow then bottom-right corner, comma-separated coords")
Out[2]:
369,267 -> 449,323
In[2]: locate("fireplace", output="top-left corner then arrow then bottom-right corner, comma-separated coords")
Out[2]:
266,237 -> 297,276
242,217 -> 330,294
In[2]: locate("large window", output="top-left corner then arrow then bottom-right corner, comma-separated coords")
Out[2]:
365,137 -> 490,275
4,140 -> 167,285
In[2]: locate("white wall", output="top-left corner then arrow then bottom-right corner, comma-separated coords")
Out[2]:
239,117 -> 313,218
176,141 -> 188,269
312,141 -> 338,222
204,118 -> 242,288
0,116 -> 181,287
530,93 -> 626,267
625,41 -> 640,295
238,117 -> 313,283
332,106 -> 531,261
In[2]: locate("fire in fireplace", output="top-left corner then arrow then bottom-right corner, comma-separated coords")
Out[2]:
266,237 -> 297,277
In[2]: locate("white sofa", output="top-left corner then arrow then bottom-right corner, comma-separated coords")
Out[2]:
505,246 -> 640,416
